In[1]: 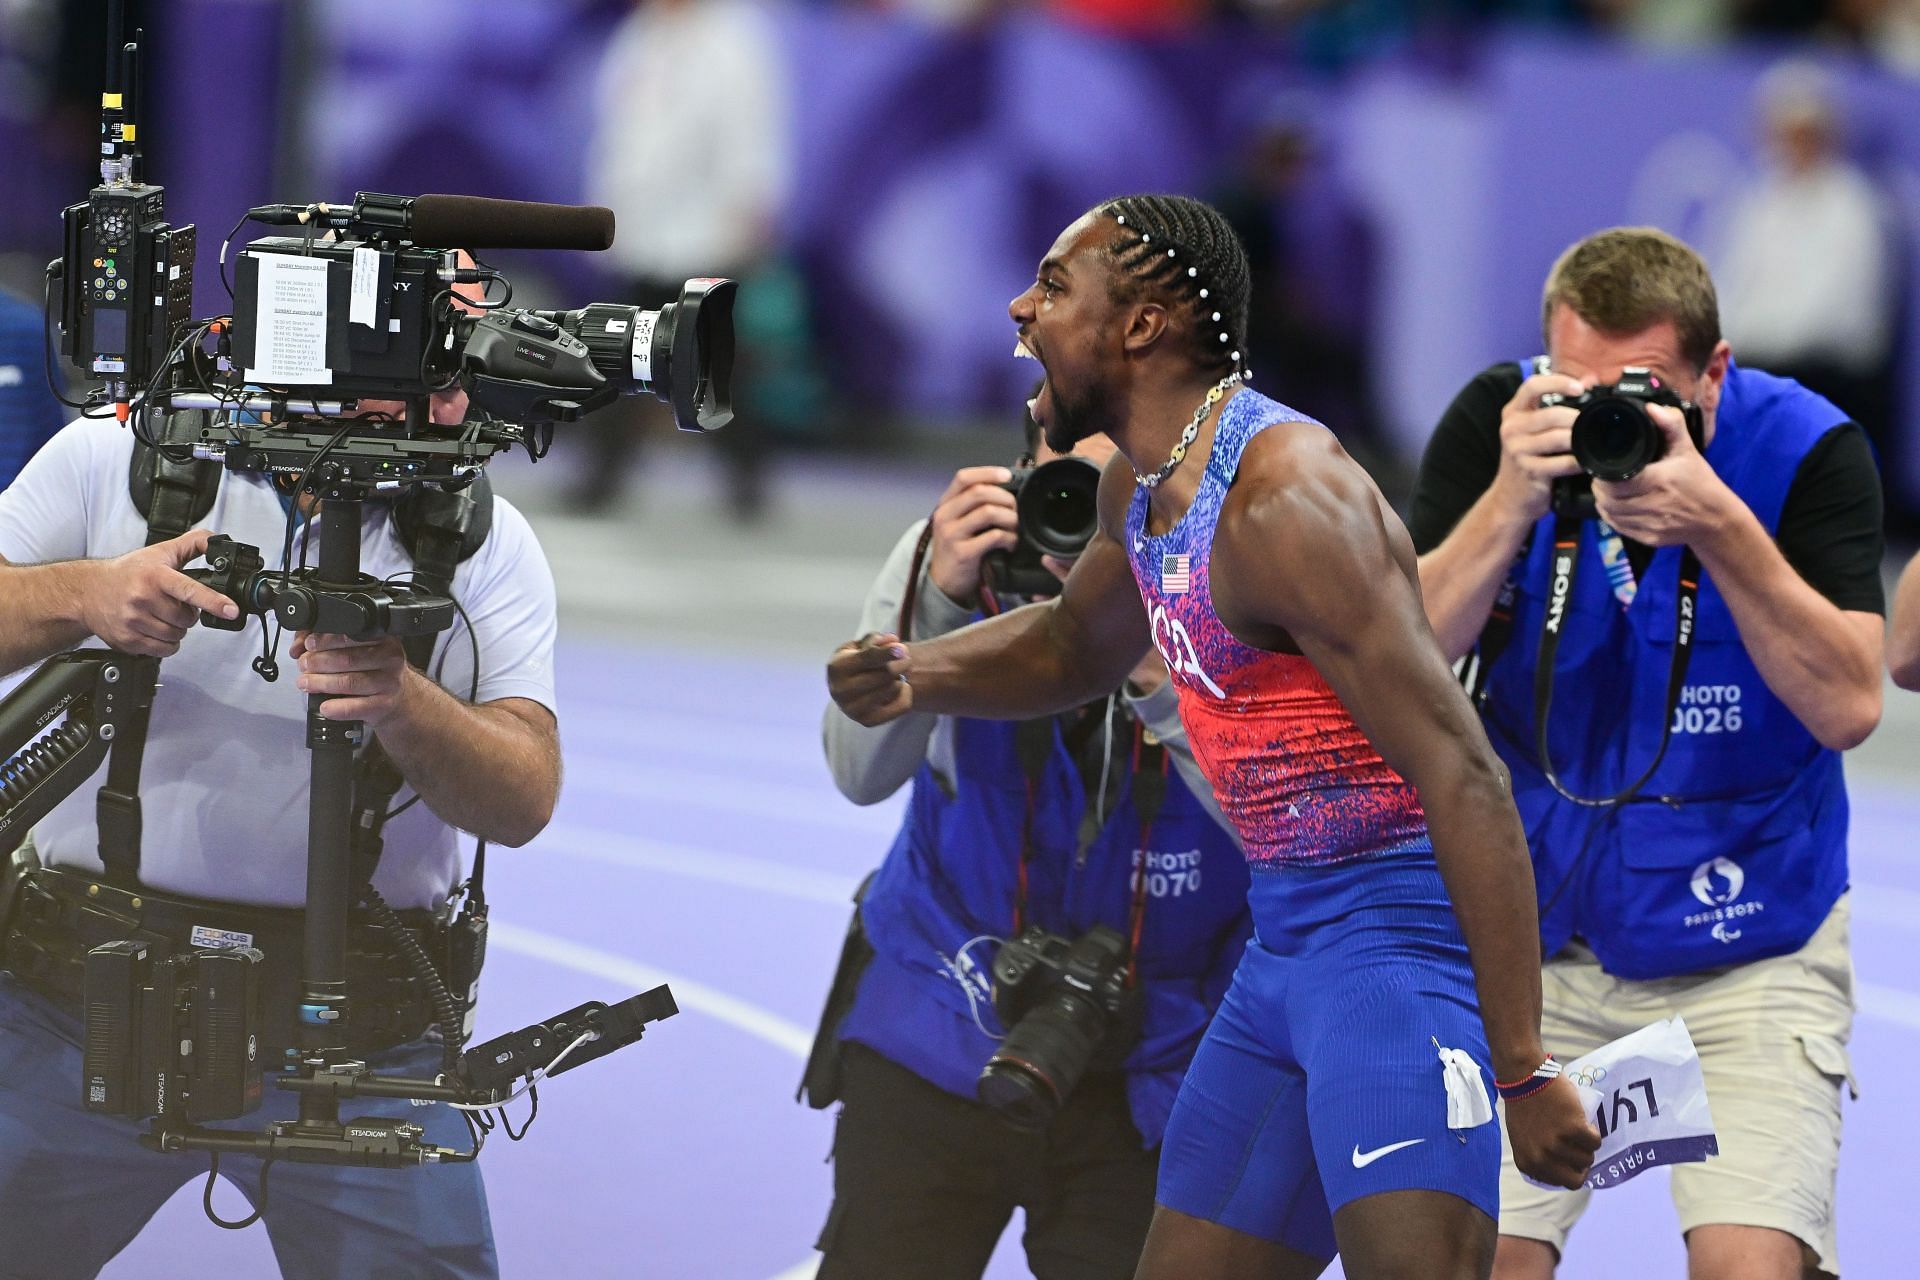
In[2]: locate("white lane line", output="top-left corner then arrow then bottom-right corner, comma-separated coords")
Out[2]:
485,922 -> 826,1280
536,823 -> 863,907
562,756 -> 902,836
488,921 -> 813,1060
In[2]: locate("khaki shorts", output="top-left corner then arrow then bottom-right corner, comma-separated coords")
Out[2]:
1499,896 -> 1855,1276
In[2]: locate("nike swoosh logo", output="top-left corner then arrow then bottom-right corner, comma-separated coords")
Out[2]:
1351,1138 -> 1426,1169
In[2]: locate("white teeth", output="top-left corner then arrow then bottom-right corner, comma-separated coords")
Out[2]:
1013,340 -> 1037,360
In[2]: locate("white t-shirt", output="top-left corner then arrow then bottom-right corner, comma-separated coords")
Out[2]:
0,419 -> 559,909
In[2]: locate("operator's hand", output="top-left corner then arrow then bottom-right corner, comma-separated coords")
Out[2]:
1593,403 -> 1734,548
1504,1075 -> 1601,1190
828,632 -> 913,726
1491,371 -> 1590,522
293,631 -> 413,727
79,528 -> 241,656
927,466 -> 1018,603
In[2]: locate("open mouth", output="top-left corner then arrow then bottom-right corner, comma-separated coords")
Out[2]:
1015,336 -> 1049,424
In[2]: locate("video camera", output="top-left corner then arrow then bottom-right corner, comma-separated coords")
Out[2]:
48,15 -> 734,486
1542,366 -> 1704,517
5,2 -> 706,1198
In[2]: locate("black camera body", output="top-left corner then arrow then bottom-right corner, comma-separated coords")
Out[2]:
1542,366 -> 1705,517
227,231 -> 737,432
975,924 -> 1142,1130
231,236 -> 448,401
983,456 -> 1103,598
82,940 -> 265,1123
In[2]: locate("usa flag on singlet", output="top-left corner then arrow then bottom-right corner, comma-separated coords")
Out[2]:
1123,389 -> 1429,870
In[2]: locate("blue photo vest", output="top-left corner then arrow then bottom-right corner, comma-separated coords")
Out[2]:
839,711 -> 1251,1146
1479,363 -> 1853,980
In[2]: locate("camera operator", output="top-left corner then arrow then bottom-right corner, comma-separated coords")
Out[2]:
1409,227 -> 1883,1280
804,407 -> 1251,1280
0,359 -> 560,1277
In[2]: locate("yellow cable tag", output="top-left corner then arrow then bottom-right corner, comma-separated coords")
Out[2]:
122,125 -> 137,142
102,93 -> 123,109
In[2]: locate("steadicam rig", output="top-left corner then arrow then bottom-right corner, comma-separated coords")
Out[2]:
10,0 -> 712,1207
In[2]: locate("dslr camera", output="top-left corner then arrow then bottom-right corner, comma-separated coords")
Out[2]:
975,924 -> 1143,1130
1541,365 -> 1705,517
982,456 -> 1103,598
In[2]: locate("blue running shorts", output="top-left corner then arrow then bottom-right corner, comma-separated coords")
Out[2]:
1155,849 -> 1502,1260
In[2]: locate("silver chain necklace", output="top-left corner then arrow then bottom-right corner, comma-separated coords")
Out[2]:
1133,372 -> 1242,489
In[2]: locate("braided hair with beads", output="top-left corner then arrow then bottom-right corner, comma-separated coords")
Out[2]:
1094,194 -> 1252,379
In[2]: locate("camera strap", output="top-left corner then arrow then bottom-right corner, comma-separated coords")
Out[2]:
97,412 -> 220,889
1011,715 -> 1166,985
1533,512 -> 1700,808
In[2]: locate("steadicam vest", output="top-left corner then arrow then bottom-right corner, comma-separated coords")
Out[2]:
1479,364 -> 1852,979
842,711 -> 1250,1145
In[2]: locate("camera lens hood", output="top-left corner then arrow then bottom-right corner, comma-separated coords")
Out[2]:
1571,395 -> 1662,483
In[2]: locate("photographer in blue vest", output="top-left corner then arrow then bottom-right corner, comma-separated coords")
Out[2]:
1409,227 -> 1884,1280
803,406 -> 1251,1280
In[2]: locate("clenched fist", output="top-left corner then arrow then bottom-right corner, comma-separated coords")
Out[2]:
828,632 -> 913,726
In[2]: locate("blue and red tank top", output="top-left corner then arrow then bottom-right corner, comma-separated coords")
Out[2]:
1124,388 -> 1429,870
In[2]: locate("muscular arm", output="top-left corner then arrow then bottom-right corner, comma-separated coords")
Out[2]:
0,537 -> 242,676
294,632 -> 560,848
0,556 -> 100,674
1593,411 -> 1883,751
1214,431 -> 1546,1081
1687,508 -> 1882,748
829,457 -> 1152,725
378,683 -> 560,848
1417,492 -> 1536,662
1893,552 -> 1920,691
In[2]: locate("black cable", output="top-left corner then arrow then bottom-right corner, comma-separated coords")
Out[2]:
358,882 -> 465,1076
499,1086 -> 537,1140
202,1153 -> 272,1230
278,420 -> 356,588
217,210 -> 250,302
40,265 -> 98,412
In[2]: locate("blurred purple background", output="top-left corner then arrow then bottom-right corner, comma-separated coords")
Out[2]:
4,0 -> 1919,506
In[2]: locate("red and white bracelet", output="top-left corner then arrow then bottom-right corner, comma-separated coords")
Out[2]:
1495,1055 -> 1562,1103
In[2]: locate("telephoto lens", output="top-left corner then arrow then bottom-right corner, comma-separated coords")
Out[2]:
976,986 -> 1112,1130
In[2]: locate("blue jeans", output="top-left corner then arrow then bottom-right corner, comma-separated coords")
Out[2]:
0,975 -> 497,1280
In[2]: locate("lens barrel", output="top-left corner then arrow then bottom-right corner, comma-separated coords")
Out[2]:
1571,395 -> 1663,482
544,277 -> 737,433
1014,457 -> 1102,560
976,987 -> 1109,1130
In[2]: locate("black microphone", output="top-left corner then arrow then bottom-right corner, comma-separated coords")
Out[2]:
245,195 -> 616,252
407,195 -> 615,252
